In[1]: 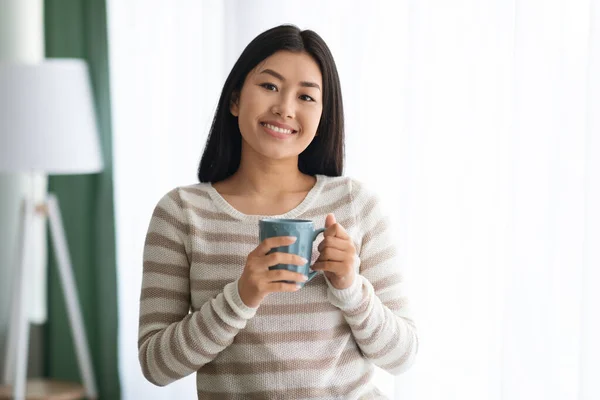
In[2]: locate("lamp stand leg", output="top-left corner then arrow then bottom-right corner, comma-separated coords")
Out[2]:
3,198 -> 34,400
2,198 -> 25,385
46,194 -> 98,399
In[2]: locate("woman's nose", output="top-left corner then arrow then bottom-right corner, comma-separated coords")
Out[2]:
271,94 -> 295,119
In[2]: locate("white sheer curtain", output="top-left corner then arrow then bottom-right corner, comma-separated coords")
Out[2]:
107,1 -> 228,397
402,0 -> 599,398
107,1 -> 600,399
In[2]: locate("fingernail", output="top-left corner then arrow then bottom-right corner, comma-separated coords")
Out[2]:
296,284 -> 303,290
301,275 -> 308,281
300,257 -> 308,264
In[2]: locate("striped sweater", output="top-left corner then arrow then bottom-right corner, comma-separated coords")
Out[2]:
139,175 -> 418,399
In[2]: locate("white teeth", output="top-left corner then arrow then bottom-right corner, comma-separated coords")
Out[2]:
263,123 -> 293,134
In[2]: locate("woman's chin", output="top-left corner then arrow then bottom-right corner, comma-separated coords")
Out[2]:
256,146 -> 301,161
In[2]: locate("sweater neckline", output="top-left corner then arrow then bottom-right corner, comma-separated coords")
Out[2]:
207,174 -> 326,222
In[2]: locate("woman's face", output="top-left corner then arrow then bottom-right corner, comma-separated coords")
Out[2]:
231,50 -> 324,162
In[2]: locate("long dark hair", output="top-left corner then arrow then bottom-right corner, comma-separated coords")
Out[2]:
197,24 -> 344,183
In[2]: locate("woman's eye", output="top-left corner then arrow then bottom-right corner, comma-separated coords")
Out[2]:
299,94 -> 315,102
260,83 -> 277,91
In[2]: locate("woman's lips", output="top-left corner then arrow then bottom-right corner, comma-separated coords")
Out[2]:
260,122 -> 297,139
261,120 -> 296,132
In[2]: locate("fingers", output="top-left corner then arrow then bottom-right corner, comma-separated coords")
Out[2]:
317,236 -> 355,252
266,269 -> 308,284
240,236 -> 308,307
317,220 -> 356,279
325,213 -> 336,228
259,271 -> 306,296
324,221 -> 350,240
267,282 -> 303,293
312,260 -> 345,273
264,252 -> 307,268
313,255 -> 355,270
254,236 -> 297,255
317,247 -> 347,262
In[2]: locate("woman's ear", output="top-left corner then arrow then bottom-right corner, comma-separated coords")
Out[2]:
230,92 -> 240,117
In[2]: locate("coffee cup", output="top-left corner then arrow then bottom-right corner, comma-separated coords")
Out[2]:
258,218 -> 325,286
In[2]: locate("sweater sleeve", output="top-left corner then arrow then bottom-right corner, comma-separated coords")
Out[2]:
138,189 -> 257,386
324,180 -> 418,375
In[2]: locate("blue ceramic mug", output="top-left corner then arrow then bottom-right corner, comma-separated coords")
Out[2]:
259,218 -> 325,286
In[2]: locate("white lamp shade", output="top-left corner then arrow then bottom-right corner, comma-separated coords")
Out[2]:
0,59 -> 104,174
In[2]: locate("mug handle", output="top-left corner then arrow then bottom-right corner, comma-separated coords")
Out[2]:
307,227 -> 326,281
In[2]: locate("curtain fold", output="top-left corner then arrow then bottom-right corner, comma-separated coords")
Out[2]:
579,1 -> 600,398
44,1 -> 120,399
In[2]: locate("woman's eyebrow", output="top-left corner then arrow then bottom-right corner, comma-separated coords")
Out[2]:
259,68 -> 321,91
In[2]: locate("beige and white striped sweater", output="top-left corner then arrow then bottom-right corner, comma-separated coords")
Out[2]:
139,175 -> 417,399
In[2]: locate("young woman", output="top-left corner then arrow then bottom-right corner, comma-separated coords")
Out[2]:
138,24 -> 417,399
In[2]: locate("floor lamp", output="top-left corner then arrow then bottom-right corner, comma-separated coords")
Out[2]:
0,60 -> 102,400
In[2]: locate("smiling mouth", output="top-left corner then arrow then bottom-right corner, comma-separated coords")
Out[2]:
260,122 -> 297,134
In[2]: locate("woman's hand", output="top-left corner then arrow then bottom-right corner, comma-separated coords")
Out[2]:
313,213 -> 357,290
238,236 -> 308,308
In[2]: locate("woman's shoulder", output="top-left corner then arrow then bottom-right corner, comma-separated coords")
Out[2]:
152,182 -> 213,211
318,174 -> 375,199
176,182 -> 213,200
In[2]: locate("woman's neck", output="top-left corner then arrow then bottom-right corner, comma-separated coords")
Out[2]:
226,164 -> 314,196
214,142 -> 316,197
